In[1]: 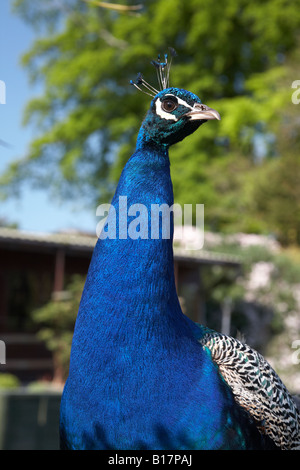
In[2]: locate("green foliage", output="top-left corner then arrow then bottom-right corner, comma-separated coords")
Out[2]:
2,0 -> 300,242
252,153 -> 300,245
207,239 -> 300,327
0,373 -> 20,389
31,275 -> 85,382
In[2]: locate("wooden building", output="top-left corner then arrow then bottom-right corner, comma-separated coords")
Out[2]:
0,227 -> 240,382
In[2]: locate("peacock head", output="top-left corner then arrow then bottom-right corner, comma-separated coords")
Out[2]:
131,51 -> 220,148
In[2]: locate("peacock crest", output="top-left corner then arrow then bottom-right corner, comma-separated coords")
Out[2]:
130,48 -> 177,97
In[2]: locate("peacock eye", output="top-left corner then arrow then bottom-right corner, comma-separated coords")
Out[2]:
161,97 -> 178,113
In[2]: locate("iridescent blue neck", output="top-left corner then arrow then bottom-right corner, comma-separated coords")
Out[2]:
136,122 -> 170,153
77,135 -> 182,333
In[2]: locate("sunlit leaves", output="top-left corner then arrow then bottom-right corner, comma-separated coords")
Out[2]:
2,0 -> 300,241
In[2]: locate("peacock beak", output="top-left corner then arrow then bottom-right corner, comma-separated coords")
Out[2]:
186,103 -> 221,121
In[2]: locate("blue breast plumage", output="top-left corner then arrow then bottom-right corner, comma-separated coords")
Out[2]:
59,54 -> 300,450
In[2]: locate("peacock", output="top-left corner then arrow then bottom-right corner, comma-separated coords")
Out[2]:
59,52 -> 300,450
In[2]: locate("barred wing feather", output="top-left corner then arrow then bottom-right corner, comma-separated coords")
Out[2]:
200,329 -> 300,450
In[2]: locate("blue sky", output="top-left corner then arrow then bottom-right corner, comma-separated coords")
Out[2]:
0,1 -> 96,234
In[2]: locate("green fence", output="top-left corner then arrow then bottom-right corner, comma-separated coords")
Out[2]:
0,390 -> 61,450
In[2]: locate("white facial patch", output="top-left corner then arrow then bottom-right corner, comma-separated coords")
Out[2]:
155,94 -> 194,121
155,99 -> 177,121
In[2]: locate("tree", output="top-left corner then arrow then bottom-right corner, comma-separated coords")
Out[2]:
2,0 -> 300,239
31,275 -> 85,383
251,71 -> 300,246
